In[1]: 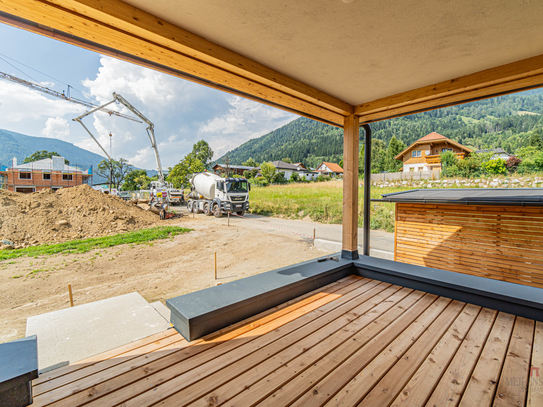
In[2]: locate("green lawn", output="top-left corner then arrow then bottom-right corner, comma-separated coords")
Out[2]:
0,226 -> 192,261
249,181 -> 402,233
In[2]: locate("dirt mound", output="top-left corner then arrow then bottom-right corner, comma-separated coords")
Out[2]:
0,185 -> 161,246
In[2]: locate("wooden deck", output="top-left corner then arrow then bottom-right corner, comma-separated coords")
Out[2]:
32,276 -> 542,407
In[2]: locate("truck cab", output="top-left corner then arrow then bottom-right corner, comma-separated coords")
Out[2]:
214,178 -> 250,215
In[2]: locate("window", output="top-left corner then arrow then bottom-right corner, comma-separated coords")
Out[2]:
19,172 -> 32,180
409,167 -> 415,172
43,173 -> 51,180
15,187 -> 34,193
412,150 -> 421,157
62,174 -> 73,181
442,148 -> 453,153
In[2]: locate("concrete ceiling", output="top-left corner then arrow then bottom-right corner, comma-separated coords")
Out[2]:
123,0 -> 543,106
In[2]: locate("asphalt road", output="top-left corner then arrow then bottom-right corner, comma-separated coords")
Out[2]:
173,206 -> 394,255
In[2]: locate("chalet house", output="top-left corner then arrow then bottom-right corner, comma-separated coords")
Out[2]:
271,160 -> 318,180
395,132 -> 472,172
316,162 -> 344,176
0,156 -> 92,193
212,163 -> 257,176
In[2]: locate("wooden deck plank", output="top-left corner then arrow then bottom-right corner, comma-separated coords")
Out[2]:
388,304 -> 481,407
289,294 -> 446,407
33,277 -> 360,403
527,321 -> 543,407
424,307 -> 497,407
249,290 -> 429,407
186,288 -> 422,407
493,317 -> 535,407
322,299 -> 465,407
32,328 -> 180,385
34,276 -> 366,407
105,283 -> 402,407
53,278 -> 382,407
29,275 -> 538,407
458,312 -> 516,407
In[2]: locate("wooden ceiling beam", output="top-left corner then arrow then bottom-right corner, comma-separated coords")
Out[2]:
355,54 -> 543,123
0,0 -> 348,126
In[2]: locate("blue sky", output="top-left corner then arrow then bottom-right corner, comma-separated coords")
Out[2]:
0,24 -> 298,169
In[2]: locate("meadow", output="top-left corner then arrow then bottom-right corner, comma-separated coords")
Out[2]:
249,180 -> 402,233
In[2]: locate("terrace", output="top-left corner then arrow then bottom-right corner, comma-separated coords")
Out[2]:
1,1 -> 543,406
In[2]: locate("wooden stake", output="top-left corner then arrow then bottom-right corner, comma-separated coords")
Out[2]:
228,212 -> 230,226
313,228 -> 316,245
68,284 -> 74,307
214,252 -> 217,279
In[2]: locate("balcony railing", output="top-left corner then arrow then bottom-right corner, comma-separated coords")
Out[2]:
425,152 -> 466,164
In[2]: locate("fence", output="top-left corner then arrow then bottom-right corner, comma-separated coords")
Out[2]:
371,169 -> 441,182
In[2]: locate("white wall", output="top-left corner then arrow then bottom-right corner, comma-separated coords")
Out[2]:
403,163 -> 431,172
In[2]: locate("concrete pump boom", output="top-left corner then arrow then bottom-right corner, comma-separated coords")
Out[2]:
73,92 -> 165,183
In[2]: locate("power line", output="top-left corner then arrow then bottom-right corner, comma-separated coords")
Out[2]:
0,52 -> 88,98
0,55 -> 39,83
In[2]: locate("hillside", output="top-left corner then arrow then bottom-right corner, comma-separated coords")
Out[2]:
0,128 -> 106,168
218,89 -> 543,168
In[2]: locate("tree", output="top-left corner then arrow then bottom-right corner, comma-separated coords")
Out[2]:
24,150 -> 69,164
97,158 -> 133,189
167,140 -> 214,187
242,157 -> 258,167
167,155 -> 205,188
529,128 -> 543,149
440,151 -> 459,177
122,169 -> 151,191
385,136 -> 406,172
192,140 -> 214,169
273,172 -> 287,184
281,157 -> 293,163
260,162 -> 277,184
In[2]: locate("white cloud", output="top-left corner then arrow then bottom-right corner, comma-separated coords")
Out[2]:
1,55 -> 298,171
199,96 -> 297,158
42,117 -> 70,139
0,82 -> 84,124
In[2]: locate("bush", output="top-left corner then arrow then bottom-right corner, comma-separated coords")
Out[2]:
290,172 -> 300,183
273,172 -> 287,184
317,174 -> 325,182
506,156 -> 522,172
481,158 -> 507,175
440,151 -> 459,177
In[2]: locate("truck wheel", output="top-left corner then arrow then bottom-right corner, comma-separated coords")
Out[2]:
213,203 -> 222,218
237,210 -> 246,217
187,200 -> 193,213
204,203 -> 213,216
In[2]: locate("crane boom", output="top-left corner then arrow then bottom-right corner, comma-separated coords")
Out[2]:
73,92 -> 165,183
0,71 -> 141,123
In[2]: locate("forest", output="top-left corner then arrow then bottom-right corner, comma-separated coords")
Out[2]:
217,89 -> 543,170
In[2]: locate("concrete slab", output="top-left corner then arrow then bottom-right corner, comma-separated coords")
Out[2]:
26,293 -> 170,372
150,301 -> 171,324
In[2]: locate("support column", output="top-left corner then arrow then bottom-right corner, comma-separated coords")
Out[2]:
362,124 -> 372,256
341,114 -> 359,260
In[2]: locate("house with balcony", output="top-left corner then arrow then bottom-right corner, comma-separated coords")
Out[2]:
395,132 -> 472,172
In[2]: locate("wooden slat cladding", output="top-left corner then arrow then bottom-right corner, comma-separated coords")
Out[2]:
395,203 -> 543,288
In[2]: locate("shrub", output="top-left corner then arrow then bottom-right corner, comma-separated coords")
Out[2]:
481,158 -> 507,175
290,172 -> 300,183
506,156 -> 522,172
317,174 -> 325,182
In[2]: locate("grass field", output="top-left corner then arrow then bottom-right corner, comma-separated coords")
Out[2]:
249,181 -> 404,232
0,226 -> 192,261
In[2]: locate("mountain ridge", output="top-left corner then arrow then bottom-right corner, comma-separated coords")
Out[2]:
217,89 -> 543,168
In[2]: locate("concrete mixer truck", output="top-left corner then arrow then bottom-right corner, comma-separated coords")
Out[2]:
187,172 -> 250,218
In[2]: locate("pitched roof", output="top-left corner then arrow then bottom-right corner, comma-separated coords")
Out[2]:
418,132 -> 447,142
318,162 -> 344,173
271,160 -> 300,170
394,132 -> 472,160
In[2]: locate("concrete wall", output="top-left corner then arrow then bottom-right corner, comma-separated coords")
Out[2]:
371,169 -> 441,182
